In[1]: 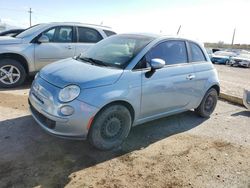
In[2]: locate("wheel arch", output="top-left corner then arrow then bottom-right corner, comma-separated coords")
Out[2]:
0,53 -> 29,74
93,100 -> 135,125
209,84 -> 220,95
195,83 -> 220,109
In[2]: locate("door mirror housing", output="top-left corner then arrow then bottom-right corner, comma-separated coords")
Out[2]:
37,35 -> 49,43
150,58 -> 165,70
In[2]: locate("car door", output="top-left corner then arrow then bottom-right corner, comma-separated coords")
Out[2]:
187,41 -> 213,106
34,26 -> 75,70
140,40 -> 197,119
74,27 -> 103,56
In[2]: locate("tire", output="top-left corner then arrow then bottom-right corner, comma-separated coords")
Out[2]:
0,59 -> 26,88
195,88 -> 218,118
88,104 -> 132,150
225,60 -> 229,65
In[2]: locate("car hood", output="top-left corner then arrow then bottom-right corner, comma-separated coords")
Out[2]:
232,56 -> 250,62
40,58 -> 124,89
0,36 -> 23,45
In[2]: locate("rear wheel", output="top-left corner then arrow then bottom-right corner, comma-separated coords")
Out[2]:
88,104 -> 132,150
0,59 -> 26,88
195,88 -> 218,118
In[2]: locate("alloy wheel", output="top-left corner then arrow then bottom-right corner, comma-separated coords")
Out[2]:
0,65 -> 21,85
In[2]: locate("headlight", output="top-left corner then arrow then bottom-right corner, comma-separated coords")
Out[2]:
59,85 -> 80,102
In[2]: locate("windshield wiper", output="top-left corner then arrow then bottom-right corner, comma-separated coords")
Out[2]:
78,57 -> 108,67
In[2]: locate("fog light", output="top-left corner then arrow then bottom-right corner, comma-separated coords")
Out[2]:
60,105 -> 74,116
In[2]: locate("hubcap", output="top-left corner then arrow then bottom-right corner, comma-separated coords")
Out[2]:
204,95 -> 215,113
101,115 -> 122,139
0,65 -> 21,85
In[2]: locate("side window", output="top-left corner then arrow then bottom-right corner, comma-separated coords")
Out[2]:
43,28 -> 56,42
146,40 -> 188,65
77,27 -> 103,43
43,26 -> 73,43
57,27 -> 73,42
103,30 -> 116,37
189,42 -> 206,62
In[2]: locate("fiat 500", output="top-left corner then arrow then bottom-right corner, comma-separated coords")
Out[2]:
29,34 -> 220,150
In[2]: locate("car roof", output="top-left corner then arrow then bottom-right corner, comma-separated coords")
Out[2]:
39,22 -> 113,30
119,33 -> 203,44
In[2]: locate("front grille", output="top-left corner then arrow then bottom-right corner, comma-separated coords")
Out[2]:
32,92 -> 44,104
29,100 -> 56,129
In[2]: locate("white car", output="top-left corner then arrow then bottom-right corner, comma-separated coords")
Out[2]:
0,22 -> 116,88
229,54 -> 250,68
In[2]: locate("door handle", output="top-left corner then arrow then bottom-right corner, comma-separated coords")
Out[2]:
186,74 -> 195,80
66,45 -> 73,50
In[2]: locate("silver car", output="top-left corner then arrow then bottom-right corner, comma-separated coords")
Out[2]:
0,22 -> 116,88
29,34 -> 220,150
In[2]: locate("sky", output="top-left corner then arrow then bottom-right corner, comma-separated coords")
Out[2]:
0,0 -> 250,44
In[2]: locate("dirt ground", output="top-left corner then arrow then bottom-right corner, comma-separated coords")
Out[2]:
214,64 -> 250,98
0,83 -> 249,188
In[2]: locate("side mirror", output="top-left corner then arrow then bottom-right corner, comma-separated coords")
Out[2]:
150,58 -> 165,70
37,35 -> 49,43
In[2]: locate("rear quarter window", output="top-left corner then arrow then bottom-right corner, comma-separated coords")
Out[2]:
189,42 -> 207,62
103,30 -> 116,37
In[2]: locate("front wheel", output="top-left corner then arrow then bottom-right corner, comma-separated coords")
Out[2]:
195,88 -> 218,118
88,104 -> 132,150
0,59 -> 26,88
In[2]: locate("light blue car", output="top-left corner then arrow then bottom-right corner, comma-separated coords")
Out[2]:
210,51 -> 236,64
29,34 -> 220,150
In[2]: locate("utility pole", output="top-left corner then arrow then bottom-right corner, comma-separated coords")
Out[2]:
177,25 -> 181,35
28,8 -> 32,27
231,28 -> 236,47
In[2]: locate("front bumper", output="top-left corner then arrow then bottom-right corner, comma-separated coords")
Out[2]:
230,60 -> 250,67
28,76 -> 99,140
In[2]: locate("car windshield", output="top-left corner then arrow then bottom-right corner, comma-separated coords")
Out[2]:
78,34 -> 155,69
15,24 -> 44,38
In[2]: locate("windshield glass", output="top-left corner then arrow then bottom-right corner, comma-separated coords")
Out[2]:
78,34 -> 155,69
15,24 -> 44,38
